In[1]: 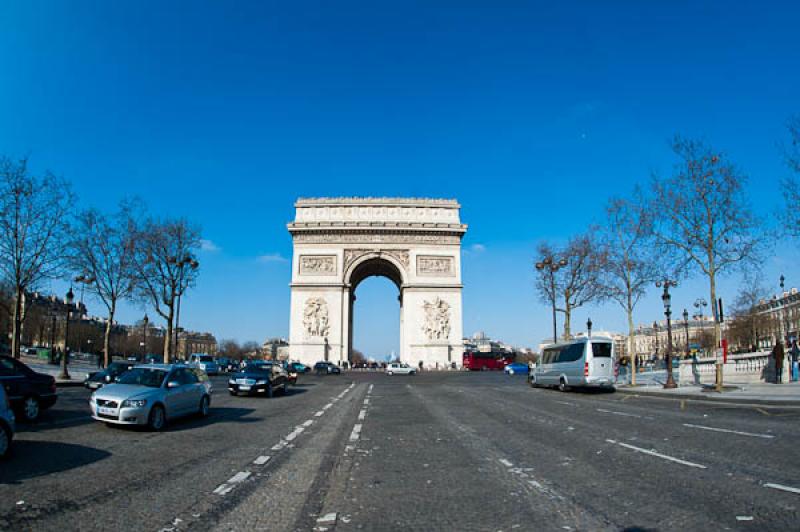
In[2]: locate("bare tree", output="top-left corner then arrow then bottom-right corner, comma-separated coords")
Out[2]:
728,273 -> 774,352
535,234 -> 606,340
781,115 -> 800,236
133,218 -> 201,362
599,193 -> 661,384
0,157 -> 74,358
650,137 -> 763,349
69,202 -> 140,367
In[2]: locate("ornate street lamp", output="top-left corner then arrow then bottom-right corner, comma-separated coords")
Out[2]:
535,256 -> 568,343
586,317 -> 593,338
780,274 -> 789,344
141,313 -> 149,360
653,321 -> 659,359
683,308 -> 691,358
656,279 -> 678,389
58,287 -> 75,380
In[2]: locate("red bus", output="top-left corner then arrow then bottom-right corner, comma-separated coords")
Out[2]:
463,349 -> 514,371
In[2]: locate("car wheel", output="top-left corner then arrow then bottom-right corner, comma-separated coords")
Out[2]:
199,395 -> 210,417
530,375 -> 538,388
266,382 -> 274,399
0,423 -> 11,458
558,379 -> 568,392
21,396 -> 40,422
148,405 -> 166,431
229,390 -> 237,396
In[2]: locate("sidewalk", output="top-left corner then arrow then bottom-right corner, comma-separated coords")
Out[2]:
616,381 -> 800,406
20,353 -> 96,387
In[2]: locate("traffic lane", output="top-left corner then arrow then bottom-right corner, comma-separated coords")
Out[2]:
317,375 -> 613,531
0,375 -> 350,531
439,380 -> 798,529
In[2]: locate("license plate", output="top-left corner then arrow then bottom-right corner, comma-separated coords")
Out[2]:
98,406 -> 115,415
239,385 -> 251,391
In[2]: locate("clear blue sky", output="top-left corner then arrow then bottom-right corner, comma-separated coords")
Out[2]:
1,2 -> 798,356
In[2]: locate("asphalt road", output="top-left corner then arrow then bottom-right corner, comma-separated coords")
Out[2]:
1,372 -> 799,531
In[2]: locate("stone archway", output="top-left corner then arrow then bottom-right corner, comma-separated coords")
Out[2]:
287,197 -> 466,369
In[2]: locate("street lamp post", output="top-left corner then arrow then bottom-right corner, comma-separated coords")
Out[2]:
535,256 -> 568,343
780,274 -> 789,344
170,256 -> 199,361
653,321 -> 659,360
656,279 -> 678,389
142,313 -> 149,360
694,298 -> 707,355
58,287 -> 75,380
587,317 -> 592,338
683,308 -> 691,358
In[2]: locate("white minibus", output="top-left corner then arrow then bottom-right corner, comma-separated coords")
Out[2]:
530,336 -> 615,391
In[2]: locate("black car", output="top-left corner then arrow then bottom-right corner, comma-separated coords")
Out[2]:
314,361 -> 341,375
84,361 -> 136,390
0,355 -> 58,421
228,362 -> 289,397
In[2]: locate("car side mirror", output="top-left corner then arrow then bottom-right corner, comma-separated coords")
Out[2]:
167,381 -> 180,389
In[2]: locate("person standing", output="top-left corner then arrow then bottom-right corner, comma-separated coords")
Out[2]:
790,340 -> 800,382
773,340 -> 785,384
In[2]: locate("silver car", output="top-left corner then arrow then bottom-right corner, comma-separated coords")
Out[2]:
90,364 -> 212,431
0,384 -> 15,458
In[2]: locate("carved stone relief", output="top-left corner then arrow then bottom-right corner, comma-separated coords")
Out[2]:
299,255 -> 337,275
343,248 -> 410,272
417,255 -> 454,276
303,297 -> 330,337
422,297 -> 451,341
293,233 -> 462,245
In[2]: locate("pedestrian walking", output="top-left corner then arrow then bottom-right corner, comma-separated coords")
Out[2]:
790,340 -> 800,382
772,340 -> 785,384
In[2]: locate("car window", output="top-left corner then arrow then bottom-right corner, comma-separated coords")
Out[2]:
118,368 -> 168,387
179,368 -> 199,384
0,358 -> 18,376
191,368 -> 208,382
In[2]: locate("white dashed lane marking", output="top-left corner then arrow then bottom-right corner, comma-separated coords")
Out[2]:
213,471 -> 251,495
764,483 -> 800,495
315,410 -> 325,417
358,409 -> 366,420
499,458 -> 513,468
302,419 -> 314,427
682,423 -> 775,439
349,423 -> 363,442
606,439 -> 707,469
596,408 -> 642,418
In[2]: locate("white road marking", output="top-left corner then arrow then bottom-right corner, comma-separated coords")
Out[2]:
315,410 -> 325,417
499,458 -> 513,468
253,455 -> 271,465
554,401 -> 575,406
682,423 -> 775,439
323,403 -> 333,410
317,512 -> 338,524
227,471 -> 251,484
285,427 -> 305,441
369,384 -> 374,392
764,483 -> 800,495
358,409 -> 366,420
213,484 -> 234,496
349,423 -> 363,442
597,408 -> 641,418
271,441 -> 286,451
606,439 -> 707,469
363,398 -> 370,405
736,516 -> 754,521
303,419 -> 314,427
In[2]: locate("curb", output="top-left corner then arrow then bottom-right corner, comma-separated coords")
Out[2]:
615,387 -> 800,407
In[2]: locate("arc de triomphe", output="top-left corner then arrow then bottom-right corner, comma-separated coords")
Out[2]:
287,197 -> 466,369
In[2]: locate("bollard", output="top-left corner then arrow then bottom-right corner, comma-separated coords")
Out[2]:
715,360 -> 723,392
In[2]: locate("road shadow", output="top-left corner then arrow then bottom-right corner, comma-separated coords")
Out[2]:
0,440 -> 111,484
162,406 -> 262,432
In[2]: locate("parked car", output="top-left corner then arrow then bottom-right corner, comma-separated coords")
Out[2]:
0,384 -> 15,458
228,361 -> 289,397
504,362 -> 530,375
89,364 -> 212,431
288,362 -> 310,374
281,361 -> 299,386
385,362 -> 416,376
314,361 -> 341,375
187,354 -> 219,375
0,355 -> 58,421
84,362 -> 136,390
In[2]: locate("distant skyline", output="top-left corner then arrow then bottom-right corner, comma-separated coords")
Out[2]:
1,2 -> 798,356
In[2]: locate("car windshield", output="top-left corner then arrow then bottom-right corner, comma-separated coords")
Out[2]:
245,363 -> 272,372
117,368 -> 168,387
198,356 -> 214,363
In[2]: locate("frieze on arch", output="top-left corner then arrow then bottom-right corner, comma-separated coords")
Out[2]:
343,248 -> 410,273
292,232 -> 462,245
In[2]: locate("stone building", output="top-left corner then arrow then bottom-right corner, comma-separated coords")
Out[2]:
177,331 -> 218,358
262,337 -> 290,360
753,287 -> 800,347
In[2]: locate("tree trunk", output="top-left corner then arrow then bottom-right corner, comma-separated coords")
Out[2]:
563,303 -> 572,340
627,296 -> 636,386
163,304 -> 174,363
11,287 -> 23,359
103,303 -> 115,368
709,265 -> 720,354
